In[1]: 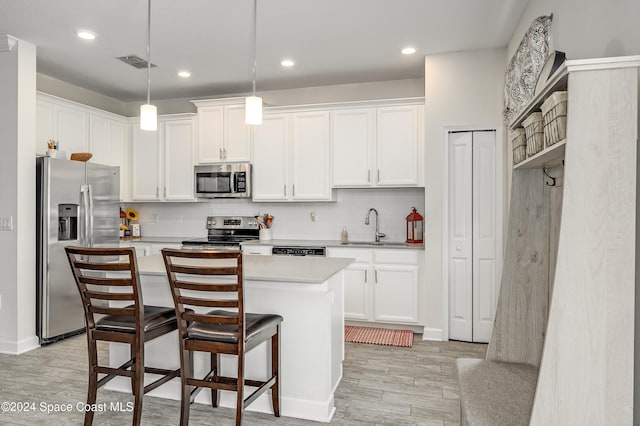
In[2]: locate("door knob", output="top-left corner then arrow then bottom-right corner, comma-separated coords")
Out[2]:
456,245 -> 462,251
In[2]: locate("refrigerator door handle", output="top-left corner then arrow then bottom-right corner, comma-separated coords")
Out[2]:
80,184 -> 93,247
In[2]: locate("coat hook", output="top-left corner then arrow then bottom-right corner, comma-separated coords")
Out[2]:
543,167 -> 557,186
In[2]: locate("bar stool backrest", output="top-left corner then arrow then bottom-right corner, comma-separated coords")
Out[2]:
65,246 -> 144,333
161,249 -> 245,352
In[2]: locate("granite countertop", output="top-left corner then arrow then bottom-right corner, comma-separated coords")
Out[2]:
241,238 -> 425,250
135,254 -> 354,284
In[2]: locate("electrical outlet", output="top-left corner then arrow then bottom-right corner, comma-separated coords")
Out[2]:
0,216 -> 13,231
310,212 -> 316,222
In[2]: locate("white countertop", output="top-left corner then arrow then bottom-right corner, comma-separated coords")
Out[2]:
241,238 -> 425,250
136,253 -> 354,284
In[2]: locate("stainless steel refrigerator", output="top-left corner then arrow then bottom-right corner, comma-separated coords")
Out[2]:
36,157 -> 120,344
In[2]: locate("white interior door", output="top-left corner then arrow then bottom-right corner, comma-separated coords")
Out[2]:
448,131 -> 473,342
448,130 -> 500,343
472,131 -> 498,343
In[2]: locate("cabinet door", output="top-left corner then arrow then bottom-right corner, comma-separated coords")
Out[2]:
89,115 -> 109,165
108,120 -> 130,202
252,114 -> 289,201
343,263 -> 370,320
163,118 -> 195,201
131,126 -> 161,200
291,111 -> 331,200
56,105 -> 89,156
196,106 -> 224,163
36,100 -> 54,154
376,106 -> 419,186
332,109 -> 375,187
224,104 -> 251,162
373,264 -> 419,323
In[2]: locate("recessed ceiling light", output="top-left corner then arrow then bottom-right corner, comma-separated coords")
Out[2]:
281,59 -> 295,67
401,47 -> 416,55
76,30 -> 96,40
177,71 -> 191,78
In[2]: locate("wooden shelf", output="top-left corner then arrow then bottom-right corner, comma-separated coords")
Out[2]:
510,64 -> 569,129
513,139 -> 566,169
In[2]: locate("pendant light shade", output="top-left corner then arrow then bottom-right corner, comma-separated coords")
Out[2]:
140,0 -> 157,131
245,0 -> 262,125
140,104 -> 158,131
245,96 -> 262,125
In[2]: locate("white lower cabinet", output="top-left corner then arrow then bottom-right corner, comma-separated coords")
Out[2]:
121,241 -> 181,257
328,247 -> 421,324
242,245 -> 273,256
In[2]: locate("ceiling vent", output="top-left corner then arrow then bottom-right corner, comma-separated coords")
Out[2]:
116,55 -> 157,69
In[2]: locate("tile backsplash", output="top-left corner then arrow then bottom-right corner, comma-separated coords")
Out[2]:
125,188 -> 425,242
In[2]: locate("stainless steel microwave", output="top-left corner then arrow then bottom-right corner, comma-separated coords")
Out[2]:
194,163 -> 251,198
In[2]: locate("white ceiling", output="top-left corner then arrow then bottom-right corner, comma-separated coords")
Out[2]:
0,0 -> 528,102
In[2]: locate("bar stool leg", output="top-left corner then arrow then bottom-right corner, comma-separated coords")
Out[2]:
180,347 -> 191,426
271,326 -> 281,417
235,354 -> 244,426
211,353 -> 219,407
132,341 -> 144,425
85,335 -> 99,426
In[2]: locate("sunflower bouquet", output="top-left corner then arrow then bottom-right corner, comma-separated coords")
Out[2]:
119,208 -> 139,236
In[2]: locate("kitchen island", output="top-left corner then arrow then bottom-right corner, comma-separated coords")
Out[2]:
106,254 -> 352,423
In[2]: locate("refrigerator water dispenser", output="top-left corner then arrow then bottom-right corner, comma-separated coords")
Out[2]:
58,203 -> 78,241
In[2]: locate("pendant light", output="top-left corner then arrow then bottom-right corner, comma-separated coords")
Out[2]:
140,0 -> 157,131
245,0 -> 262,125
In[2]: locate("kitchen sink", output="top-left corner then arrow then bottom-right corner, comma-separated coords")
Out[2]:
341,241 -> 408,247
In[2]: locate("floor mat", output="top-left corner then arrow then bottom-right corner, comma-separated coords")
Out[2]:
344,325 -> 413,348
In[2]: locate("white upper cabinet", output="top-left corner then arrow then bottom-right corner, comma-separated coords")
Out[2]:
331,100 -> 424,188
252,114 -> 289,201
131,114 -> 196,202
191,98 -> 251,163
376,105 -> 420,186
291,111 -> 332,200
36,94 -> 89,156
331,108 -> 375,186
163,117 -> 196,200
37,93 -> 131,201
252,110 -> 333,202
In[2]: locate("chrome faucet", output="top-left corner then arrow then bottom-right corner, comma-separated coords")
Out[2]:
365,208 -> 386,243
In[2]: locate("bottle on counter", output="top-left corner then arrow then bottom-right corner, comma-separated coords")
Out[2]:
341,226 -> 349,243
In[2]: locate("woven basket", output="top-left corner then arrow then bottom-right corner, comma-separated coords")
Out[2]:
511,128 -> 527,164
523,112 -> 543,157
541,91 -> 568,147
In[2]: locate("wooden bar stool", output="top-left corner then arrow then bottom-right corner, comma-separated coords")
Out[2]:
161,249 -> 283,426
65,246 -> 181,426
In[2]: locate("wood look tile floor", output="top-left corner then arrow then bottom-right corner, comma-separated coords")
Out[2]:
0,334 -> 486,425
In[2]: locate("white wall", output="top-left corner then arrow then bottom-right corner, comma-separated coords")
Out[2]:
423,48 -> 506,340
508,0 -> 640,60
125,188 -> 424,243
0,37 -> 38,354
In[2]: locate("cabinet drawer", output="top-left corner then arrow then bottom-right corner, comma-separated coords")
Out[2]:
327,248 -> 372,263
373,249 -> 418,265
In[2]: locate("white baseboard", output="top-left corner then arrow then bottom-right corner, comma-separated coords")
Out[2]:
0,335 -> 40,354
422,327 -> 444,341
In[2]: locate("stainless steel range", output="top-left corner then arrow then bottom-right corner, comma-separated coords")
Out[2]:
181,216 -> 260,249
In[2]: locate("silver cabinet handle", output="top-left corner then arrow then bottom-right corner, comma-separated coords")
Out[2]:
284,184 -> 287,197
293,184 -> 295,197
374,269 -> 378,283
364,269 -> 368,283
377,169 -> 380,183
367,169 -> 371,183
156,187 -> 159,198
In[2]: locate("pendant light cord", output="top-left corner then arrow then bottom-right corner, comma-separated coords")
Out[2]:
146,0 -> 152,105
251,0 -> 257,95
